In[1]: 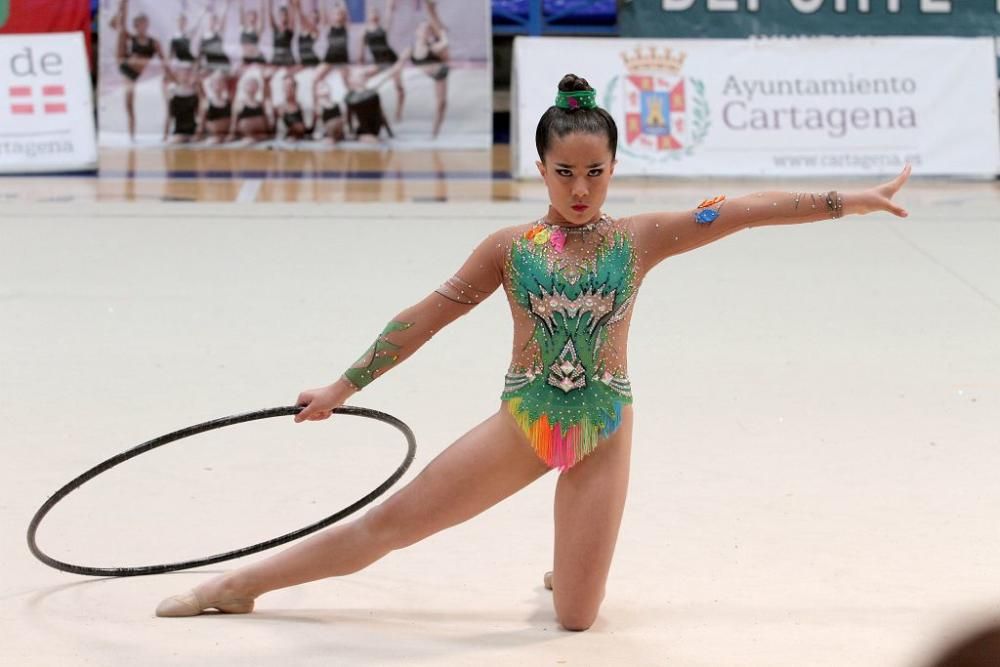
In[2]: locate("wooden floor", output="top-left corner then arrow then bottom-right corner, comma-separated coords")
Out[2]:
1,147 -> 519,203
8,145 -> 983,205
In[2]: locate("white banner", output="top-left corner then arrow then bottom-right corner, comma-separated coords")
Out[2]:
513,36 -> 1000,177
0,32 -> 97,173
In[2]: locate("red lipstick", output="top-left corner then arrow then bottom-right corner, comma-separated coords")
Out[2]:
571,204 -> 588,212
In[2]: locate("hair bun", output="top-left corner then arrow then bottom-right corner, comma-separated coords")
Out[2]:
558,74 -> 593,93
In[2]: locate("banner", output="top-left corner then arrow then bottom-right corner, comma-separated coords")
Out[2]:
98,0 -> 491,149
0,1 -> 91,36
619,0 -> 1000,38
0,32 -> 97,173
0,0 -> 92,64
512,36 -> 1000,177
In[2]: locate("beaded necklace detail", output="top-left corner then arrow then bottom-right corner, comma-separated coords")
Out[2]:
524,213 -> 611,255
540,212 -> 608,232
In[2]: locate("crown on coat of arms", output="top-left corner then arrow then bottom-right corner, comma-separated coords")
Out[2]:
620,46 -> 686,74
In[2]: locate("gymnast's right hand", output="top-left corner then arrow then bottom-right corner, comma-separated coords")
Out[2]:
294,379 -> 355,422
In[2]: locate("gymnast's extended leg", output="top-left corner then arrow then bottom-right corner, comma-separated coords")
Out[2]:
156,407 -> 549,615
547,406 -> 633,631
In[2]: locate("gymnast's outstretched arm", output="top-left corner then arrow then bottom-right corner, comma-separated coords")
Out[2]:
191,6 -> 209,38
295,229 -> 506,421
384,0 -> 397,30
220,0 -> 232,31
631,164 -> 911,269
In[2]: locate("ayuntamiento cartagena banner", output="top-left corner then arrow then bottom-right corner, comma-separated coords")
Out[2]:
512,36 -> 1000,177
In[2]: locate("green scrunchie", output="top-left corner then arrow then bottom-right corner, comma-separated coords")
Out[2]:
555,89 -> 597,110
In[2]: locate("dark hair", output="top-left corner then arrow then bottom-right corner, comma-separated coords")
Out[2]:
535,74 -> 618,162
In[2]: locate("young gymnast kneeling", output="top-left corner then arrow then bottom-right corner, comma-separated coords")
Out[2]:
156,73 -> 912,631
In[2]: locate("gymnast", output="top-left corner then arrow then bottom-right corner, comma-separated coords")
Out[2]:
197,69 -> 234,143
312,76 -> 345,143
156,73 -> 912,631
406,0 -> 449,138
275,73 -> 312,140
238,0 -> 267,65
359,0 -> 405,122
227,71 -> 274,142
290,0 -> 322,67
110,0 -> 168,141
162,63 -> 200,143
199,0 -> 233,72
268,0 -> 297,68
168,1 -> 205,66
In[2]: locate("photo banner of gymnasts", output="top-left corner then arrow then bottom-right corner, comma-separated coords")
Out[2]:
97,0 -> 491,148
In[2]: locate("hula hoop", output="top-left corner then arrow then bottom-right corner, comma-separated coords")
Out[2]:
26,405 -> 416,578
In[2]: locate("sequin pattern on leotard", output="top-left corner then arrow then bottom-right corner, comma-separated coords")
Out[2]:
501,214 -> 637,470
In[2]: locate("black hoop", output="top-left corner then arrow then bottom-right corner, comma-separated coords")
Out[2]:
26,405 -> 416,577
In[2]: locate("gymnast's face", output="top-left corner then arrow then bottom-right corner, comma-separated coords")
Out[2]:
536,132 -> 616,226
244,77 -> 260,98
210,72 -> 227,94
347,69 -> 365,90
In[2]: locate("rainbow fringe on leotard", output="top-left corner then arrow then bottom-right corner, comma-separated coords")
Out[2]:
506,397 -> 624,471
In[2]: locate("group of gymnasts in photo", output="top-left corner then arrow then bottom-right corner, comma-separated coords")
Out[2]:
110,0 -> 452,144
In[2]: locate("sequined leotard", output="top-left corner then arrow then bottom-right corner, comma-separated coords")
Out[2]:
338,192 -> 846,471
498,215 -> 636,469
341,213 -> 640,470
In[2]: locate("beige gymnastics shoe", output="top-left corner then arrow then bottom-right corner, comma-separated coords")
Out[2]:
543,571 -> 553,591
155,589 -> 255,617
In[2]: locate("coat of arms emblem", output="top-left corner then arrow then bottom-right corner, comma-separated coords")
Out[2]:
605,46 -> 710,162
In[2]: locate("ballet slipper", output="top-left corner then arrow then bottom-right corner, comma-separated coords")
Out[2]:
155,589 -> 255,617
543,571 -> 553,591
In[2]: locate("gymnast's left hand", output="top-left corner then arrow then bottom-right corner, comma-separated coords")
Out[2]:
847,162 -> 911,218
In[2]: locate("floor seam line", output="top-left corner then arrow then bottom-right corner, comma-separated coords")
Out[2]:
881,220 -> 1000,315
